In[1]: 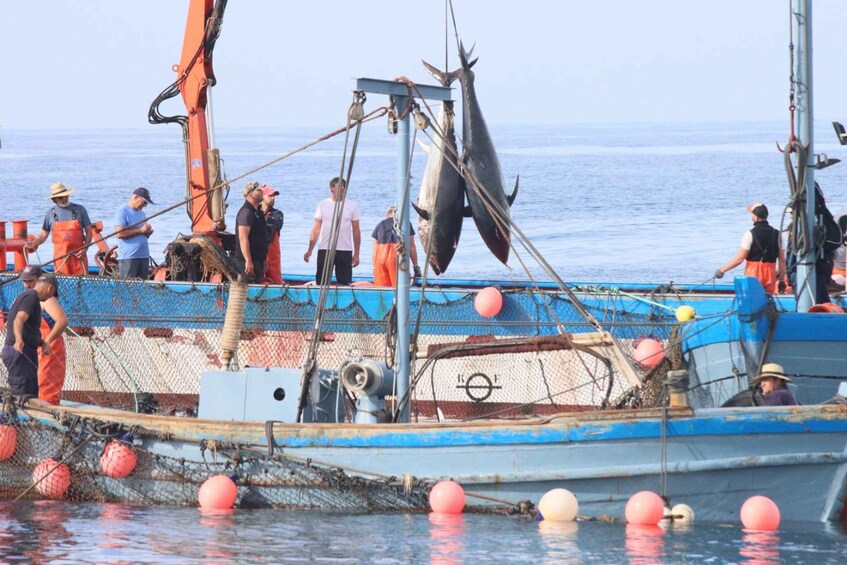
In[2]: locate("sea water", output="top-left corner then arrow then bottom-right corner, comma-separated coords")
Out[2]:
1,501 -> 847,563
3,120 -> 846,285
3,122 -> 847,560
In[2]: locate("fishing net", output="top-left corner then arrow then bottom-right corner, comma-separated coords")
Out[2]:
0,394 -> 431,510
0,275 -> 678,417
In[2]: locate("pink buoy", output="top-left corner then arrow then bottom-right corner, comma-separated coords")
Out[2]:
429,480 -> 466,514
198,475 -> 238,510
32,459 -> 71,499
740,495 -> 780,531
100,440 -> 137,478
351,281 -> 376,288
0,424 -> 17,461
634,339 -> 665,368
474,287 -> 503,318
625,491 -> 665,525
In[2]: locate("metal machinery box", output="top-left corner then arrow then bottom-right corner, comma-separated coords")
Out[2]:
198,367 -> 343,423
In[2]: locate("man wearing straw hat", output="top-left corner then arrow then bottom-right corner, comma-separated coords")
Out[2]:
752,363 -> 798,406
25,182 -> 94,276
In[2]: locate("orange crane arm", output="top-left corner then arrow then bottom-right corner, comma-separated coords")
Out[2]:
149,0 -> 228,235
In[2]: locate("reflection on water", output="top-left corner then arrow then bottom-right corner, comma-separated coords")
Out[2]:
625,523 -> 665,564
739,530 -> 781,564
0,502 -> 845,562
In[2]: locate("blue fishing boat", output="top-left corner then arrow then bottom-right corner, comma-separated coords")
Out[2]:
2,0 -> 847,525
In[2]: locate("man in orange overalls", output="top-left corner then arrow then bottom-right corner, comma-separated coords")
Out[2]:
20,265 -> 66,404
715,203 -> 786,293
261,185 -> 284,284
371,206 -> 421,287
26,182 -> 94,276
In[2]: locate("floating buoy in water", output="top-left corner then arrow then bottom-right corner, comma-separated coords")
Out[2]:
808,302 -> 845,314
0,425 -> 17,461
474,287 -> 503,318
100,440 -> 137,478
740,495 -> 780,531
32,459 -> 71,499
429,480 -> 465,514
198,475 -> 238,510
634,339 -> 665,368
675,305 -> 696,322
537,488 -> 578,522
625,491 -> 665,525
671,503 -> 695,524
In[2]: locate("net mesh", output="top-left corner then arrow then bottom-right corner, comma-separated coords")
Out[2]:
0,275 -> 677,417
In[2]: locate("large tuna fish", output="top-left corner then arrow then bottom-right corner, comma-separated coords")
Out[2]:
455,43 -> 518,265
413,63 -> 466,275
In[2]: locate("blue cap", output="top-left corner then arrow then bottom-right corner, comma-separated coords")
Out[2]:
133,187 -> 155,205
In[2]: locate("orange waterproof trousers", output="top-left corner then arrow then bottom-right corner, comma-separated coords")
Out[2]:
744,260 -> 777,293
264,232 -> 282,284
52,219 -> 87,275
37,317 -> 66,405
373,243 -> 397,287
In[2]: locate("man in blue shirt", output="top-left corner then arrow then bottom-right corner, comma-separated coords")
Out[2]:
114,187 -> 155,279
753,363 -> 798,406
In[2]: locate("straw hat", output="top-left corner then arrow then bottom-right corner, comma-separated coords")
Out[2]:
752,362 -> 791,383
48,182 -> 75,200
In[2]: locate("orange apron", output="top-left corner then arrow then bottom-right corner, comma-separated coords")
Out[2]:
744,260 -> 777,293
52,218 -> 87,275
264,232 -> 283,284
373,243 -> 398,287
37,316 -> 66,405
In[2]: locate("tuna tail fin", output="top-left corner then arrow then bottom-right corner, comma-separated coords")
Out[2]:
422,60 -> 461,87
458,41 -> 479,70
507,175 -> 519,206
412,202 -> 431,221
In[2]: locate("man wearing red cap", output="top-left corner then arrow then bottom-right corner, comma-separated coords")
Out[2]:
715,203 -> 786,293
260,185 -> 284,284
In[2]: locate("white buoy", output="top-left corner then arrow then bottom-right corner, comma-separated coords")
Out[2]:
537,488 -> 579,522
671,503 -> 695,524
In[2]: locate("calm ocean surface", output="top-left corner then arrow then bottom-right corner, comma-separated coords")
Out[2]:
3,122 -> 847,561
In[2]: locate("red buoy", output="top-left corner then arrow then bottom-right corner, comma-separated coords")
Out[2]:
100,440 -> 137,478
625,491 -> 665,525
429,480 -> 466,514
0,425 -> 17,461
32,459 -> 71,499
740,495 -> 780,531
198,475 -> 238,510
474,287 -> 503,318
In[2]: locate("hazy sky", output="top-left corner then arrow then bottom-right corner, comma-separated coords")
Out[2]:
3,0 -> 847,129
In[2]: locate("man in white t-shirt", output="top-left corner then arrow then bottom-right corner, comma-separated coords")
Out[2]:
715,203 -> 785,293
303,177 -> 361,285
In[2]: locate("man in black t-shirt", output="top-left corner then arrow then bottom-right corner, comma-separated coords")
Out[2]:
235,182 -> 269,284
2,273 -> 59,396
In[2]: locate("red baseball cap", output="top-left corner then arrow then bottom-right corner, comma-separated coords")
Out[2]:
262,185 -> 280,197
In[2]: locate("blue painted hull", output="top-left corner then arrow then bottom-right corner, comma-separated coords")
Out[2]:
11,401 -> 847,522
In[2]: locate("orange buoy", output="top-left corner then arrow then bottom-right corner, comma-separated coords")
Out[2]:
474,287 -> 503,318
625,491 -> 665,525
634,339 -> 665,368
808,302 -> 845,314
0,425 -> 17,461
100,440 -> 137,478
32,458 -> 71,499
740,495 -> 780,531
198,475 -> 238,510
429,480 -> 466,514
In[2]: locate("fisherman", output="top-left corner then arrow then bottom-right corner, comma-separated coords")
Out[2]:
752,363 -> 798,406
1,270 -> 57,396
715,203 -> 785,293
25,182 -> 94,276
114,187 -> 155,279
372,205 -> 421,286
304,177 -> 361,286
260,184 -> 284,284
19,267 -> 68,405
235,181 -> 269,284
